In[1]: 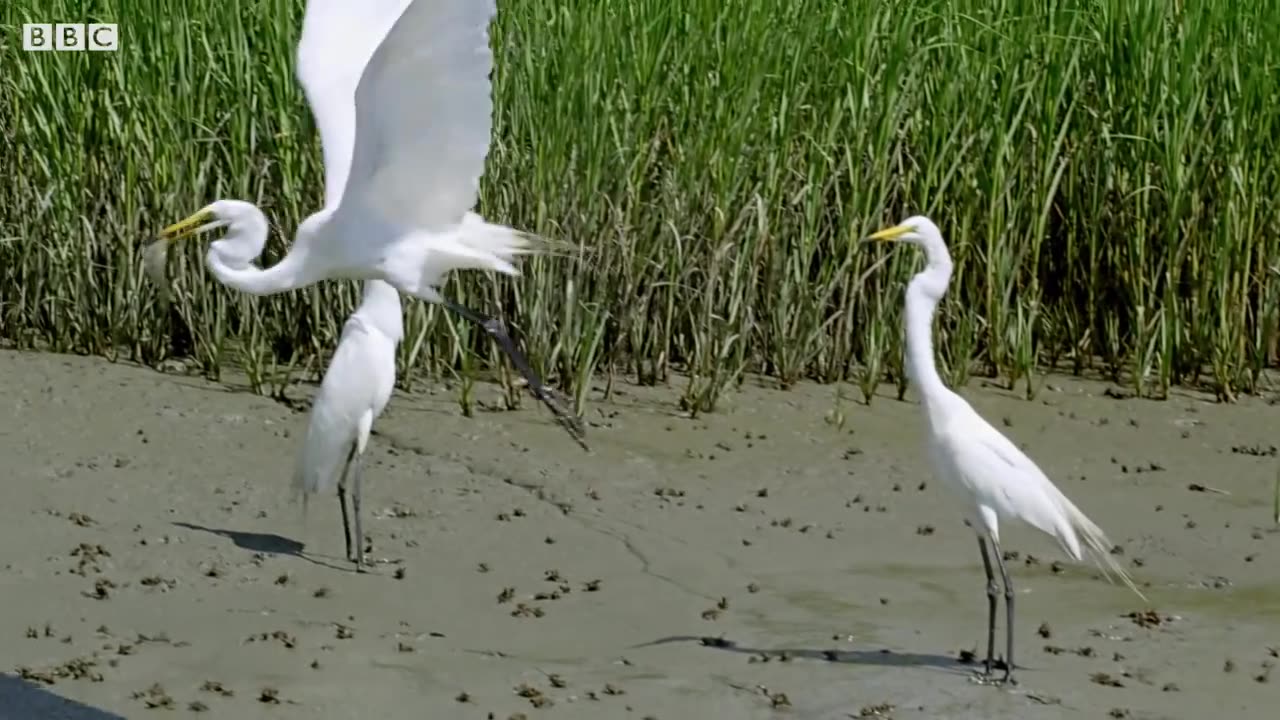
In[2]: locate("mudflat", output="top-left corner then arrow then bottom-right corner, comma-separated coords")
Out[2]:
1,349 -> 1276,720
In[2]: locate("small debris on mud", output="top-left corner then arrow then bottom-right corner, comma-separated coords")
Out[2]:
1126,609 -> 1170,628
1090,673 -> 1124,688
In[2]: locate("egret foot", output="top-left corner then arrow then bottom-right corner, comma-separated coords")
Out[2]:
970,658 -> 1015,687
440,298 -> 588,450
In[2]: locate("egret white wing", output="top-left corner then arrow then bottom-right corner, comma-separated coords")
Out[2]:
950,423 -> 1144,597
339,0 -> 499,232
940,416 -> 1075,547
296,0 -> 414,209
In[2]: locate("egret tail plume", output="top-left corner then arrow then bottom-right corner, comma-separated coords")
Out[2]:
1054,493 -> 1147,603
438,213 -> 545,275
458,212 -> 583,261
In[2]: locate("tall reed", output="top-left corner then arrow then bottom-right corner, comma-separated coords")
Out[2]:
2,0 -> 1277,410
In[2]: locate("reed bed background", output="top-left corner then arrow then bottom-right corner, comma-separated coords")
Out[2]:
2,0 -> 1279,415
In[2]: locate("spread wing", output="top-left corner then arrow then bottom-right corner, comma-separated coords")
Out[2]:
295,0 -> 414,209
337,0 -> 499,232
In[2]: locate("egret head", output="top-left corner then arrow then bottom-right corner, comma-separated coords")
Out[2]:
864,215 -> 943,248
157,200 -> 268,268
864,215 -> 951,269
864,214 -> 953,304
143,200 -> 271,300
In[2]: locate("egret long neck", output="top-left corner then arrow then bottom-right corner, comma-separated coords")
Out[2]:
904,264 -> 952,405
207,248 -> 313,296
356,280 -> 404,342
199,204 -> 317,296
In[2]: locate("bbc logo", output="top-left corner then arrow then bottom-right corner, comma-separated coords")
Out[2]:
23,23 -> 120,52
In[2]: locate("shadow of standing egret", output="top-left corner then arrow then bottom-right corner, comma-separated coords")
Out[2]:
171,521 -> 353,573
635,634 -> 974,675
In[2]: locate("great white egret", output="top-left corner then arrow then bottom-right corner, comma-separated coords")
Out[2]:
866,216 -> 1146,685
295,280 -> 401,571
143,0 -> 586,448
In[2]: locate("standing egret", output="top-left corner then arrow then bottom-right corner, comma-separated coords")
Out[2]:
295,280 -> 402,571
145,0 -> 585,448
865,216 -> 1146,685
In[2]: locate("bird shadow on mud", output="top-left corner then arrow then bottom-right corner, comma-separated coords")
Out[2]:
171,521 -> 354,573
164,377 -> 315,411
637,635 -> 973,676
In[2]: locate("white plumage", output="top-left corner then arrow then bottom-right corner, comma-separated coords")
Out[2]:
149,0 -> 585,446
934,412 -> 1130,571
868,215 -> 1145,685
294,279 -> 402,569
156,0 -> 530,296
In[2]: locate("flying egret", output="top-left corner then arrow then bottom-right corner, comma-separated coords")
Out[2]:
865,216 -> 1146,685
295,279 -> 402,571
144,0 -> 586,448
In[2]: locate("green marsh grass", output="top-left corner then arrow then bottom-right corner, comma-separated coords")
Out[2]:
2,0 -> 1279,413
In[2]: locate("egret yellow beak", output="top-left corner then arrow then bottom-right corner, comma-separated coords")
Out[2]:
158,207 -> 216,242
865,223 -> 913,242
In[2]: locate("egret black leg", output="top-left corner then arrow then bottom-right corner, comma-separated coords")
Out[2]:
351,450 -> 365,573
977,537 -> 999,680
439,298 -> 588,450
338,486 -> 352,561
991,538 -> 1018,685
337,445 -> 356,562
